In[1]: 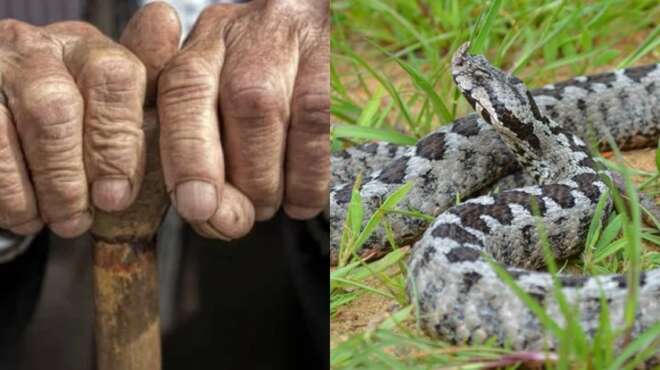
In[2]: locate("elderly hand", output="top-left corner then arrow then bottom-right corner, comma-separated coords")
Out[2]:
158,0 -> 330,240
0,18 -> 150,238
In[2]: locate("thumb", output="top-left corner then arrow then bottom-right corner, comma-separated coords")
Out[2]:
120,2 -> 182,106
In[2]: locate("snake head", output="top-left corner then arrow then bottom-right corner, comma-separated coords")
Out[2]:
451,42 -> 547,129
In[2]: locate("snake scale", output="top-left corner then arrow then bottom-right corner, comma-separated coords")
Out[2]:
331,44 -> 660,352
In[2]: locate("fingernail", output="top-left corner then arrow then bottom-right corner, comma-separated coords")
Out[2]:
50,211 -> 93,238
175,181 -> 217,222
283,204 -> 321,220
92,178 -> 133,211
255,206 -> 277,221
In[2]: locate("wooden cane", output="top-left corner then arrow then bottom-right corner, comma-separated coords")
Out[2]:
90,109 -> 168,370
87,3 -> 181,368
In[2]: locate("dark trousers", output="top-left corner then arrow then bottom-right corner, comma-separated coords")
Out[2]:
0,213 -> 329,370
166,214 -> 329,369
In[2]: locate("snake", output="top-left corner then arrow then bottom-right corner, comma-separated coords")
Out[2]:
331,44 -> 660,353
330,59 -> 660,263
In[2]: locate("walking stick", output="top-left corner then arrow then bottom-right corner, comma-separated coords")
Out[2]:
87,3 -> 181,368
91,109 -> 168,370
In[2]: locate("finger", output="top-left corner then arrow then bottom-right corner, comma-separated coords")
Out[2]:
158,42 -> 225,223
120,1 -> 182,105
54,25 -> 146,213
0,93 -> 43,235
219,22 -> 298,221
191,184 -> 255,240
5,56 -> 90,238
283,40 -> 330,220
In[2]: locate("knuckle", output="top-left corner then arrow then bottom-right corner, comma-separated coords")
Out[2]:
27,127 -> 82,167
292,92 -> 330,133
82,55 -> 145,134
34,170 -> 86,207
224,83 -> 284,119
84,129 -> 143,175
84,77 -> 145,134
88,49 -> 143,77
287,134 -> 329,172
160,55 -> 215,97
0,20 -> 55,52
161,126 -> 220,179
288,166 -> 328,187
238,173 -> 280,200
0,19 -> 30,35
22,81 -> 82,128
47,20 -> 100,35
162,124 -> 209,145
159,54 -> 217,114
83,51 -> 146,102
22,121 -> 84,187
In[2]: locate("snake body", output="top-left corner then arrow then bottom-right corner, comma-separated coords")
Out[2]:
331,46 -> 660,352
410,44 -> 659,351
330,61 -> 660,262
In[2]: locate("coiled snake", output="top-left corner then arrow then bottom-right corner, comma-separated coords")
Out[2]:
331,45 -> 660,351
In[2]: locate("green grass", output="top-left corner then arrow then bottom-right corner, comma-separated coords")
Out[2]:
330,0 -> 660,368
331,0 -> 659,144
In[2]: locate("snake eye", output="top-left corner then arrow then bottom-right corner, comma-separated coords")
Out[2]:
473,69 -> 488,79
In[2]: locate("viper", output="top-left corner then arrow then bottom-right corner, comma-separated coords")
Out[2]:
331,44 -> 660,352
331,57 -> 659,262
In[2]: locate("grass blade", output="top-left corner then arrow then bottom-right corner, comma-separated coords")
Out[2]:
470,0 -> 505,54
332,124 -> 417,145
354,182 -> 414,250
617,25 -> 660,68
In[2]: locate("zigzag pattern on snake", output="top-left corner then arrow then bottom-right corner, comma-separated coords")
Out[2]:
331,45 -> 660,352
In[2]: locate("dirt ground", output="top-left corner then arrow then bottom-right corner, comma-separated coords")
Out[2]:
331,278 -> 398,346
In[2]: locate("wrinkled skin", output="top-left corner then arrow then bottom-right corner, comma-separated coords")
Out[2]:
158,0 -> 330,240
0,0 -> 329,241
0,18 -> 148,238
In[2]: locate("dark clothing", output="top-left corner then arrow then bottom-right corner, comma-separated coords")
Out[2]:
0,2 -> 329,369
1,214 -> 328,370
0,0 -> 83,26
165,215 -> 329,370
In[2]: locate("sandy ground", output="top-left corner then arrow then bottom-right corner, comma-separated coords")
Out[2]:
331,264 -> 406,347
